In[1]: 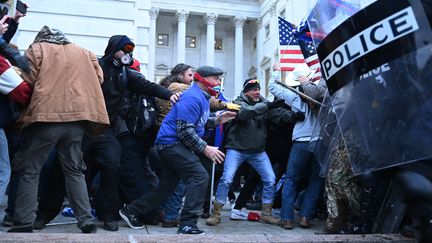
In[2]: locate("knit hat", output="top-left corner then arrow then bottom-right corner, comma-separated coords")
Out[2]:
243,78 -> 260,93
115,36 -> 135,53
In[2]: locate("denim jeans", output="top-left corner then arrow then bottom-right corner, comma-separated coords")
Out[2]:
215,149 -> 276,205
0,128 -> 10,204
281,141 -> 324,221
160,180 -> 186,221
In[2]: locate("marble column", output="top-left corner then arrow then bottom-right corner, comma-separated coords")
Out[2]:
204,13 -> 218,66
256,18 -> 263,83
148,7 -> 159,81
233,16 -> 246,96
176,9 -> 189,64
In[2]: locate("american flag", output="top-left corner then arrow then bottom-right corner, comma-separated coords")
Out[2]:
278,17 -> 322,82
278,17 -> 303,72
298,24 -> 321,82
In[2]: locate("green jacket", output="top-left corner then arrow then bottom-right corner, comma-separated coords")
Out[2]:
223,92 -> 294,152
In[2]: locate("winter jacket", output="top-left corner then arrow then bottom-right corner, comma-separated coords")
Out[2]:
98,35 -> 172,126
19,26 -> 109,127
223,92 -> 294,152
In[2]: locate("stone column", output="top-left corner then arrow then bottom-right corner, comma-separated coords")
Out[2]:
256,18 -> 263,83
176,9 -> 189,64
269,1 -> 278,62
204,13 -> 218,66
148,7 -> 159,81
233,16 -> 246,96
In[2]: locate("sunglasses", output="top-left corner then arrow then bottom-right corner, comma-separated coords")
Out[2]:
123,44 -> 135,53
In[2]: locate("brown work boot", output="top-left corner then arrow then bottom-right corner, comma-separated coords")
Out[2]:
206,201 -> 223,226
260,203 -> 280,225
299,216 -> 311,228
281,220 -> 294,229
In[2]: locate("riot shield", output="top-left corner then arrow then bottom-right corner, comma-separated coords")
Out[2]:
311,0 -> 432,174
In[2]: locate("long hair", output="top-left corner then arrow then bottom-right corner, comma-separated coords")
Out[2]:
159,63 -> 192,88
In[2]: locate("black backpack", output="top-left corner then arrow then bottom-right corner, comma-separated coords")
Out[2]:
124,93 -> 159,139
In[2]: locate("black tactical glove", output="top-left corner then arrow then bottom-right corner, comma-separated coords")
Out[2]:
0,37 -> 30,73
292,111 -> 305,122
267,99 -> 285,110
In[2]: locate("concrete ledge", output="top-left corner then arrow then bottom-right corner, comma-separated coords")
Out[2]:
1,233 -> 414,242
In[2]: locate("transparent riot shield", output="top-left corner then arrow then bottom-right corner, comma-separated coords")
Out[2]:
310,0 -> 432,174
310,92 -> 341,176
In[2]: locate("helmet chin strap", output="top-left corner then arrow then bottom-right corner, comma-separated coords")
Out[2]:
193,72 -> 219,96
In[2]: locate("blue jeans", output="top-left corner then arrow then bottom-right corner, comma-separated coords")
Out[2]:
215,149 -> 275,205
281,141 -> 324,221
160,180 -> 186,221
0,128 -> 10,204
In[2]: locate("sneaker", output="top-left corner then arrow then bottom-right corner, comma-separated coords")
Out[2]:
230,209 -> 248,220
81,223 -> 97,233
119,207 -> 145,229
103,215 -> 118,231
177,225 -> 205,235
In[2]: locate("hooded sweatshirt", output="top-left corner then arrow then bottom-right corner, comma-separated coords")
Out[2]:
98,35 -> 172,125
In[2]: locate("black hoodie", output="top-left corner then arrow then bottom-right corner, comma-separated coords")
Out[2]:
99,35 -> 172,125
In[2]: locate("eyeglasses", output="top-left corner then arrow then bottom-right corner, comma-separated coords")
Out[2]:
123,44 -> 135,53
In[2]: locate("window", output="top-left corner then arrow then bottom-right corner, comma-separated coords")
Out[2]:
215,38 -> 223,50
186,36 -> 197,48
157,33 -> 169,46
252,37 -> 257,50
265,24 -> 270,39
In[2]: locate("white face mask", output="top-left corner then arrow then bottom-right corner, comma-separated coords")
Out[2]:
113,51 -> 133,67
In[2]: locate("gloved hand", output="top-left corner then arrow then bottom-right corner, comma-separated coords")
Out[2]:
267,99 -> 285,110
0,37 -> 30,73
226,102 -> 241,111
292,111 -> 305,122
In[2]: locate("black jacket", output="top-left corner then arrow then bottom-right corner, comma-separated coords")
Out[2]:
223,92 -> 294,152
98,35 -> 172,125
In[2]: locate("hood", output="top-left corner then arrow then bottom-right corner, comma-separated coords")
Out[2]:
33,25 -> 71,44
239,91 -> 264,105
99,35 -> 126,63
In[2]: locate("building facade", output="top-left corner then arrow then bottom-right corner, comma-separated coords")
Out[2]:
12,0 -> 315,99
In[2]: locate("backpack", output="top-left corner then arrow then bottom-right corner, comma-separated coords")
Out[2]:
124,93 -> 159,139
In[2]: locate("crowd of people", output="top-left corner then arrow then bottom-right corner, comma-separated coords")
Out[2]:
0,0 -> 431,240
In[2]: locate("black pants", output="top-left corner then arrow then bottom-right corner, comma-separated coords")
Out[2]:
118,134 -> 158,203
126,143 -> 209,227
82,128 -> 121,220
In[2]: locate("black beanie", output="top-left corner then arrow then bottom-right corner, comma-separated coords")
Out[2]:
243,78 -> 260,93
115,36 -> 134,52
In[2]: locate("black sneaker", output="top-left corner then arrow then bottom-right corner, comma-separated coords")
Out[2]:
2,214 -> 13,227
119,207 -> 145,229
103,215 -> 118,231
33,217 -> 47,230
7,223 -> 33,233
81,223 -> 97,233
177,225 -> 205,235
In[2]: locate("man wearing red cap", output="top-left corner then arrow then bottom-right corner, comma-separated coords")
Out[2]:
119,66 -> 236,234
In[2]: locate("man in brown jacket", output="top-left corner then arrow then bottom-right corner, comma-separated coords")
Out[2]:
8,26 -> 109,233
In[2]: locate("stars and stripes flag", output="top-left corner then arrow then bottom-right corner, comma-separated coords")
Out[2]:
297,24 -> 322,82
278,17 -> 303,72
278,17 -> 322,82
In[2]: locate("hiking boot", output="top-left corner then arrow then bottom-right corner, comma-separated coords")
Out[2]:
206,201 -> 223,226
177,225 -> 205,235
260,203 -> 280,225
119,207 -> 144,229
162,218 -> 180,228
230,209 -> 248,220
299,216 -> 311,228
281,220 -> 294,229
